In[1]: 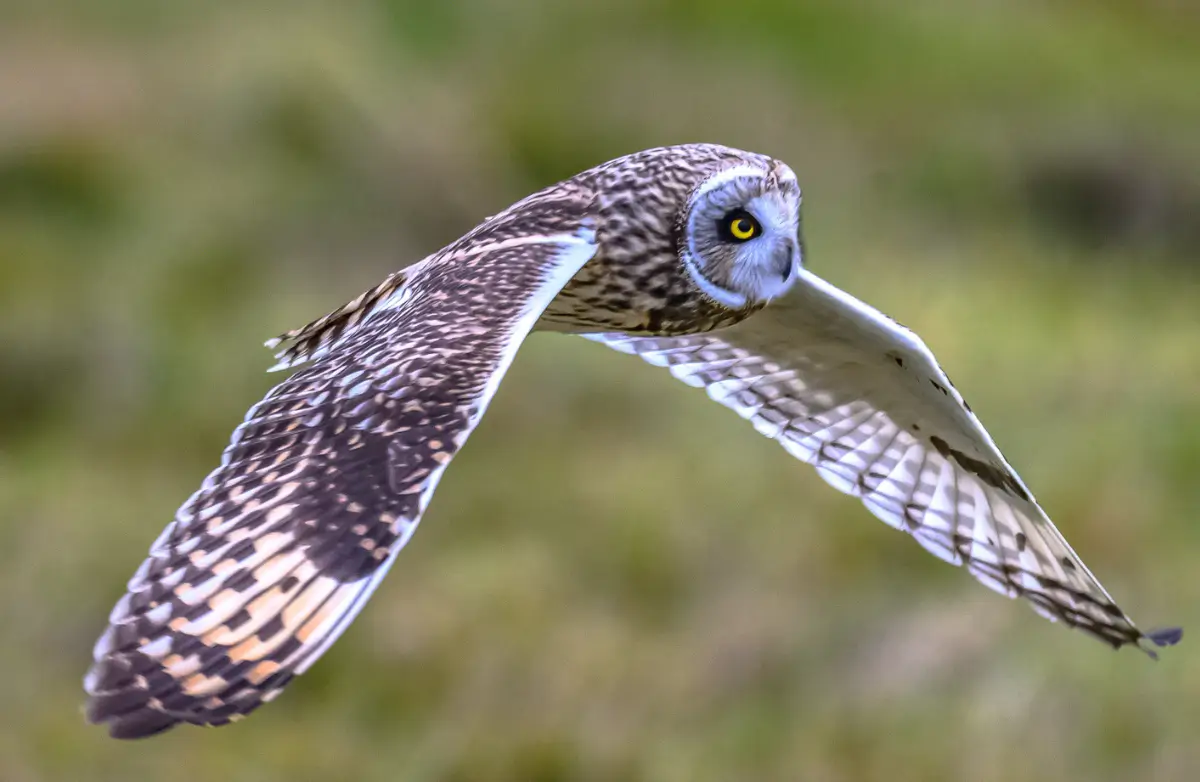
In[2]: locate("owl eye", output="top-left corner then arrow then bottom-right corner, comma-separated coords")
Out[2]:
718,209 -> 762,242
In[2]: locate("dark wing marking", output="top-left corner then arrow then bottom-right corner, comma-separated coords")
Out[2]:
84,215 -> 597,738
586,268 -> 1179,657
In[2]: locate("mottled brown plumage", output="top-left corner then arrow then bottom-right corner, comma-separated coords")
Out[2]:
84,144 -> 1177,740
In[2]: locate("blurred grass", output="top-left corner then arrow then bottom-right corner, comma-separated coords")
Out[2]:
1,1 -> 1199,780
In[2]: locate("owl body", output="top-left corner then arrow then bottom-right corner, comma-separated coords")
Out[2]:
540,253 -> 764,336
83,143 -> 1177,740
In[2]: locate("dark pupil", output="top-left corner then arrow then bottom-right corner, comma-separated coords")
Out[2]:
719,211 -> 758,242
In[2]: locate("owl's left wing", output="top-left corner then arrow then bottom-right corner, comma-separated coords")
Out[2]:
586,268 -> 1180,656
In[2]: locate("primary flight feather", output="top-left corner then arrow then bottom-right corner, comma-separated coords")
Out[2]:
84,144 -> 1180,739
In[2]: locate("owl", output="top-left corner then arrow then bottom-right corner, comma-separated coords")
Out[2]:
84,144 -> 1180,738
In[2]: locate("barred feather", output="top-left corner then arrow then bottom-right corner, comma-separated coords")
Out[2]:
85,207 -> 598,738
265,270 -> 411,372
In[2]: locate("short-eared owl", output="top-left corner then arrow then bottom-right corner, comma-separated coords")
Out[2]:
85,144 -> 1180,738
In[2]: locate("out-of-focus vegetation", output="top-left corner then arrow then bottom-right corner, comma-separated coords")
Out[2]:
1,2 -> 1198,780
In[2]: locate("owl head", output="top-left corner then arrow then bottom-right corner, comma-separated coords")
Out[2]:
678,157 -> 804,309
597,147 -> 796,314
582,143 -> 805,324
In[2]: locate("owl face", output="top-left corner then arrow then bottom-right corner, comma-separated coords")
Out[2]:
680,161 -> 803,309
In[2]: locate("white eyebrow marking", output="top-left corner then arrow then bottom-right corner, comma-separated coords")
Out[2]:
693,164 -> 764,200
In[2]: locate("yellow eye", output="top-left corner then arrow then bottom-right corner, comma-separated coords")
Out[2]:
730,217 -> 755,239
721,210 -> 761,242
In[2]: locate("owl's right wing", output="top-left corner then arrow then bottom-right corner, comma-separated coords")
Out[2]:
586,268 -> 1180,657
84,198 -> 598,739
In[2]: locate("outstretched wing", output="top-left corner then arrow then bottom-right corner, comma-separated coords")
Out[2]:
84,207 -> 598,738
586,268 -> 1180,656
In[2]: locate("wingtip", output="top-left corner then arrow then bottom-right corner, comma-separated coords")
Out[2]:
1134,626 -> 1182,661
1147,626 -> 1183,648
102,708 -> 181,740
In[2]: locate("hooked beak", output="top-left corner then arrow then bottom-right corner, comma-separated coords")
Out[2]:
773,237 -> 799,282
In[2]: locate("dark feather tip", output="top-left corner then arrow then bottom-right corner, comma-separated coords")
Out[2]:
1147,626 -> 1183,648
107,709 -> 180,740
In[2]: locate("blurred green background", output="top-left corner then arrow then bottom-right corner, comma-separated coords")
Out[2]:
2,1 -> 1198,780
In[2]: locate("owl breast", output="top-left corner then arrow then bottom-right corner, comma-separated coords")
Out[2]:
536,248 -> 762,336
